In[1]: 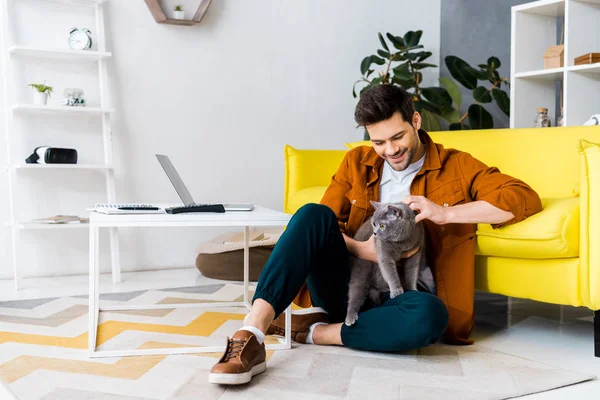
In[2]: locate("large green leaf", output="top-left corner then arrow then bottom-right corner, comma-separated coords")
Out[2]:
420,109 -> 442,132
386,33 -> 405,49
360,56 -> 372,75
404,52 -> 420,61
378,32 -> 389,52
377,50 -> 391,59
473,86 -> 492,103
412,62 -> 437,70
439,77 -> 462,109
491,88 -> 510,116
421,87 -> 452,109
404,30 -> 423,47
468,104 -> 493,129
445,56 -> 477,90
416,51 -> 432,62
390,53 -> 406,62
403,45 -> 424,52
441,108 -> 461,124
371,55 -> 386,65
392,62 -> 412,80
472,69 -> 491,81
487,56 -> 501,69
391,76 -> 415,88
449,123 -> 471,130
417,98 -> 441,115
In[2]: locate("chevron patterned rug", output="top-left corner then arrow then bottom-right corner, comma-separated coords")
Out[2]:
0,283 -> 594,400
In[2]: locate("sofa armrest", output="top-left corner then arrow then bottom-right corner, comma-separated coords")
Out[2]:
579,140 -> 600,310
283,145 -> 346,214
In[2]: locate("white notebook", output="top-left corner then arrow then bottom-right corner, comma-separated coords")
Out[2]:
91,204 -> 164,215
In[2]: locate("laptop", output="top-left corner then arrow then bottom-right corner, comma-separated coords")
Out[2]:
155,154 -> 254,212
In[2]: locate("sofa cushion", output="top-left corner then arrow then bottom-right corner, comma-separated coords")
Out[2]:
286,186 -> 328,214
475,197 -> 579,259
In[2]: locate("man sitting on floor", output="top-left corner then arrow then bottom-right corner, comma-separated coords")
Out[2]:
208,84 -> 543,385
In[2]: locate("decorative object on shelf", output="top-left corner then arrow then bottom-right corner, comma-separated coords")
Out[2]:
144,0 -> 212,26
353,29 -> 510,135
25,147 -> 78,164
543,45 -> 564,69
62,88 -> 86,107
68,27 -> 92,50
557,107 -> 564,127
28,81 -> 53,105
31,215 -> 89,224
533,107 -> 552,128
583,114 -> 600,126
173,4 -> 184,20
574,52 -> 600,66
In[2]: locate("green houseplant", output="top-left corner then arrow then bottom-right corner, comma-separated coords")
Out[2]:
354,30 -> 510,135
28,82 -> 53,106
173,4 -> 184,19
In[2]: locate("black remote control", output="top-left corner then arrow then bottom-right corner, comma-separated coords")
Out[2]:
165,204 -> 226,214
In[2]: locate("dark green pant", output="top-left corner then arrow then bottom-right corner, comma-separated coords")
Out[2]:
253,203 -> 448,352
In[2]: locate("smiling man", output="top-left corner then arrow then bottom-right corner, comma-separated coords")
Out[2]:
209,84 -> 543,386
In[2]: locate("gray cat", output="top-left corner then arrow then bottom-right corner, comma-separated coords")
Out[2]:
345,201 -> 425,326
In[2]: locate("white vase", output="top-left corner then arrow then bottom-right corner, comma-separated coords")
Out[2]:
33,92 -> 48,106
173,10 -> 184,20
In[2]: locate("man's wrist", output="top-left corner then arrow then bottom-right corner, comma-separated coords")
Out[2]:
442,207 -> 454,224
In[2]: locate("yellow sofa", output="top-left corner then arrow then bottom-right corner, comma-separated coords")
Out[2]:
284,126 -> 600,356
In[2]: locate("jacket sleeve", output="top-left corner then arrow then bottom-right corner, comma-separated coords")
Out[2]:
458,152 -> 543,229
320,152 -> 353,234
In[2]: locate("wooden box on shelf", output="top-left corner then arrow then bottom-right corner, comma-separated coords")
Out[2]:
543,44 -> 564,69
574,52 -> 600,66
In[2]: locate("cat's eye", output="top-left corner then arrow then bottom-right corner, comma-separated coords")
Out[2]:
379,224 -> 385,230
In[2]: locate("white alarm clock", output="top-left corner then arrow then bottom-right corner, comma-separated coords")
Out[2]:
68,28 -> 92,50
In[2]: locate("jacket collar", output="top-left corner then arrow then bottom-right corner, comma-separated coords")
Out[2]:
361,129 -> 441,174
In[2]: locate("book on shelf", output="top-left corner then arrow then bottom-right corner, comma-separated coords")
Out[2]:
31,215 -> 89,224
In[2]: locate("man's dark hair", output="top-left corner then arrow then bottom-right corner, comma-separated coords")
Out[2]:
354,84 -> 416,127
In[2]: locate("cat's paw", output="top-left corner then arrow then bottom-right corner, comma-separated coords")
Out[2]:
345,313 -> 359,326
389,288 -> 404,299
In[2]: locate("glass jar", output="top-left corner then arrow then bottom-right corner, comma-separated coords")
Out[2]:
62,88 -> 85,107
557,107 -> 564,127
533,107 -> 552,128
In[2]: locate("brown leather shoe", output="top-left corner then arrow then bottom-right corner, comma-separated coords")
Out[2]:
266,307 -> 329,344
209,330 -> 266,385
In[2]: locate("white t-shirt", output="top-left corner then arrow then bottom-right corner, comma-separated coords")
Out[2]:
379,153 -> 426,204
378,152 -> 436,294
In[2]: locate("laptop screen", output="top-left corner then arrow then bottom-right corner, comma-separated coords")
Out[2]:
155,154 -> 195,205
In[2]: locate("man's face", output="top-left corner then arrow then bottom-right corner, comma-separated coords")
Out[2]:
366,112 -> 423,171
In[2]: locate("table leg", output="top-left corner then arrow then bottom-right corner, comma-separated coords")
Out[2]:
88,225 -> 100,355
243,226 -> 250,308
284,304 -> 292,349
109,227 -> 121,283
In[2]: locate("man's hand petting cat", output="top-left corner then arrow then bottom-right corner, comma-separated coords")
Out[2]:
403,195 -> 450,224
342,233 -> 419,263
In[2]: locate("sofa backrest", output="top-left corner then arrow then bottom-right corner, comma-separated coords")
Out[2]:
348,126 -> 600,199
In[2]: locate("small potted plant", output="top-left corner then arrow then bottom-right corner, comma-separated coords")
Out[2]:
173,4 -> 184,20
28,82 -> 53,106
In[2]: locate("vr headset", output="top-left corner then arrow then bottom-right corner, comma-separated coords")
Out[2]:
25,147 -> 78,164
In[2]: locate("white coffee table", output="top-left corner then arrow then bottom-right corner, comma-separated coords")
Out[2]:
88,205 -> 292,358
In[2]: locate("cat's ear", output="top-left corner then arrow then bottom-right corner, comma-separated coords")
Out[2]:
370,200 -> 381,209
387,205 -> 403,218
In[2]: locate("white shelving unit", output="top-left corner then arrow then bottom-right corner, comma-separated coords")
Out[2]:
0,0 -> 121,290
511,0 -> 600,128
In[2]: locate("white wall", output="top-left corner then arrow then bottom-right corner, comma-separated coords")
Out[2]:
0,0 -> 441,280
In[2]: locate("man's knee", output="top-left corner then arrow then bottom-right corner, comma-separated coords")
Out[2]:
294,203 -> 336,223
390,291 -> 448,348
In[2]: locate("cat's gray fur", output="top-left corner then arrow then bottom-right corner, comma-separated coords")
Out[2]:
345,201 -> 425,326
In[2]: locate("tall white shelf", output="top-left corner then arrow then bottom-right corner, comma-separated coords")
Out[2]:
0,0 -> 121,290
511,0 -> 600,128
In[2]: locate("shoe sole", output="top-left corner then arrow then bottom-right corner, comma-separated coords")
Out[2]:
290,307 -> 327,315
208,361 -> 266,385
